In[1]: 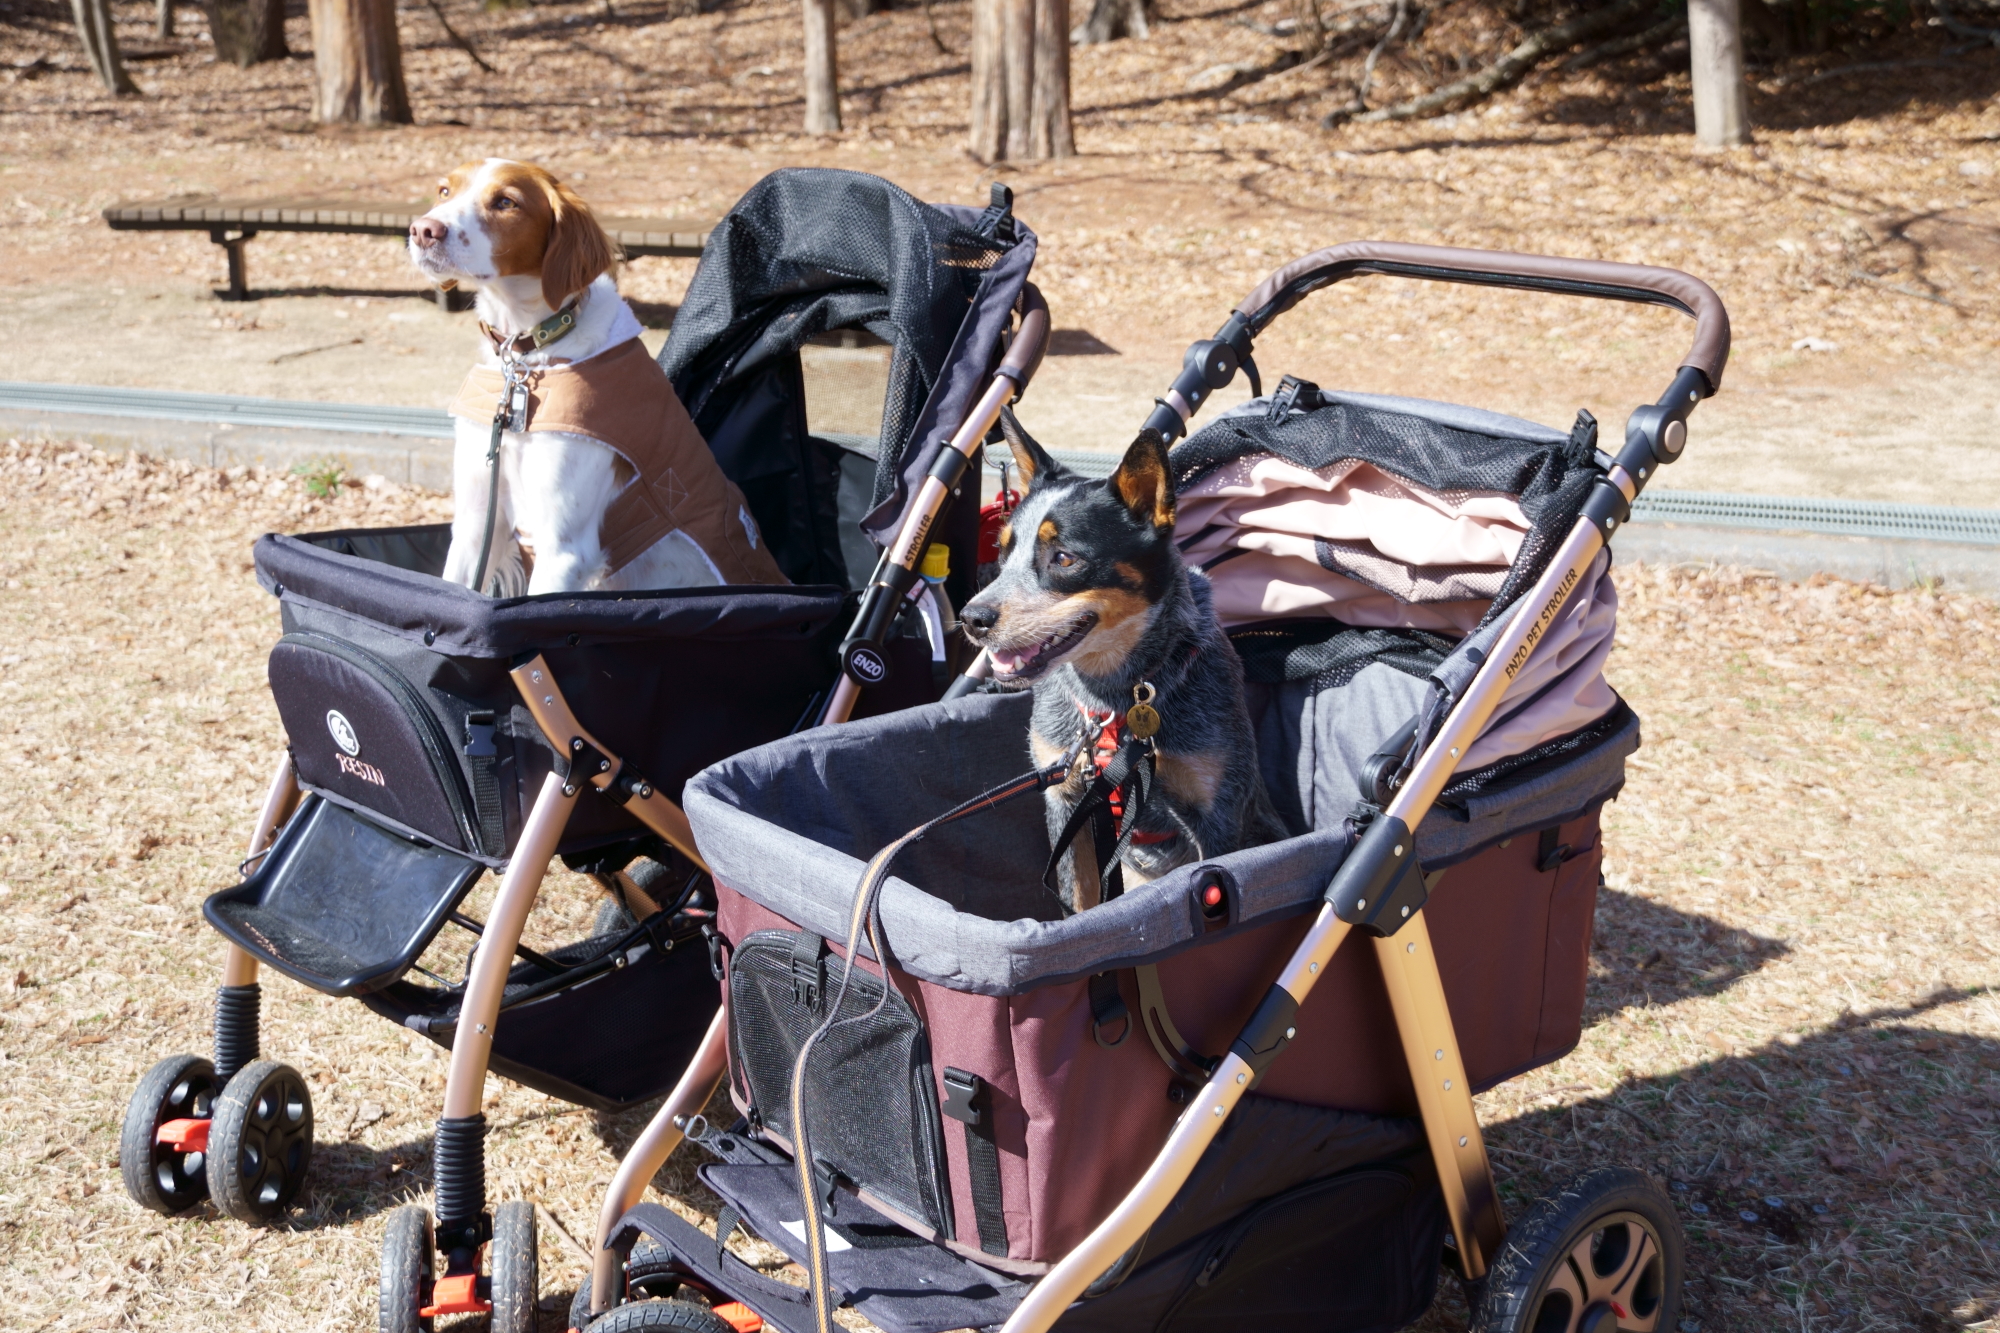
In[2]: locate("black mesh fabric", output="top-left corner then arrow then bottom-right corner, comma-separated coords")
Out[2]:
1172,397 -> 1598,619
1436,696 -> 1637,805
658,168 -> 1033,591
1227,619 -> 1457,687
728,929 -> 953,1237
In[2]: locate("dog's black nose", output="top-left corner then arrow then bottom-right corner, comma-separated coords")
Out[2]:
960,603 -> 997,639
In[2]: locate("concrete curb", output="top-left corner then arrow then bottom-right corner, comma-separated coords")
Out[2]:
1608,522 -> 2000,596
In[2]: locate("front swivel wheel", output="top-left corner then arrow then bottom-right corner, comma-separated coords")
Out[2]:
1471,1167 -> 1682,1333
120,1053 -> 219,1214
206,1059 -> 314,1224
380,1205 -> 437,1333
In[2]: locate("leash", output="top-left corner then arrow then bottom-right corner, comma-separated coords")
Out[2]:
469,302 -> 580,597
1041,681 -> 1168,906
789,749 -> 1079,1333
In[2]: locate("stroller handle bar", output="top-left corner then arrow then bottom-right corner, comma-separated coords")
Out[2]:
1143,241 -> 1730,446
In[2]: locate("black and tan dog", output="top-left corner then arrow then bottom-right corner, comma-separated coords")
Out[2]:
960,410 -> 1284,911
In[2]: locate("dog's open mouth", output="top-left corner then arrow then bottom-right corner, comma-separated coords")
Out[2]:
987,613 -> 1097,682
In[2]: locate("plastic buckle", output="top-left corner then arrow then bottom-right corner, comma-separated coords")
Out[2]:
156,1118 -> 210,1152
790,933 -> 826,1011
940,1068 -> 984,1126
419,1272 -> 492,1318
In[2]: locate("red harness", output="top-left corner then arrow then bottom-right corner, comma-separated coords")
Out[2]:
1079,704 -> 1176,845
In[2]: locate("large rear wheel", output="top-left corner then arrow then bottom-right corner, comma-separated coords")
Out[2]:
1471,1167 -> 1682,1333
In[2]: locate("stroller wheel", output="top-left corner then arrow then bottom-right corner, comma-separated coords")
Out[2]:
380,1204 -> 437,1333
568,1234 -> 685,1329
120,1053 -> 219,1215
489,1200 -> 539,1333
582,1297 -> 739,1333
1471,1167 -> 1682,1333
205,1059 -> 315,1224
594,896 -> 638,937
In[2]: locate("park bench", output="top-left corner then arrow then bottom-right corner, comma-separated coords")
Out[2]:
102,200 -> 715,303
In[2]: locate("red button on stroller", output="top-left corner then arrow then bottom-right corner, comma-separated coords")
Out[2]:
113,168 -> 1050,1333
573,243 -> 1727,1333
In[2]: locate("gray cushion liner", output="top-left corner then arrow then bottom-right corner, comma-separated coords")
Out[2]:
688,673 -> 1631,995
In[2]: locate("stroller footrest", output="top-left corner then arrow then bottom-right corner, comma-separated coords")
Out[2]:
203,796 -> 485,997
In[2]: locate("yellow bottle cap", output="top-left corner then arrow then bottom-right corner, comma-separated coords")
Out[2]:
920,543 -> 951,580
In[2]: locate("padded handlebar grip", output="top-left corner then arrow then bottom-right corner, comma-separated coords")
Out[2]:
1001,283 -> 1051,393
1236,241 -> 1731,393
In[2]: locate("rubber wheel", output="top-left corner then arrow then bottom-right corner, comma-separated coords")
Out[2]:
1471,1167 -> 1683,1333
120,1053 -> 219,1214
594,896 -> 638,938
490,1200 -> 539,1333
569,1234 -> 686,1330
206,1059 -> 314,1224
583,1297 -> 738,1333
380,1204 -> 437,1333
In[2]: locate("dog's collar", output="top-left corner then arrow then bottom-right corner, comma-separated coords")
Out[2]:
481,301 -> 580,357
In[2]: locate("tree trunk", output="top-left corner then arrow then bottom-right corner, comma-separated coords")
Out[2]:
1030,0 -> 1072,157
1074,0 -> 1148,45
71,0 -> 139,93
803,0 -> 841,132
969,0 -> 1006,159
1688,0 -> 1751,145
156,0 -> 174,39
1002,0 -> 1034,159
207,0 -> 289,66
309,0 -> 411,124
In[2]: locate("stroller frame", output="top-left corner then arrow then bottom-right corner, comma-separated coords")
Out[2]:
584,242 -> 1729,1333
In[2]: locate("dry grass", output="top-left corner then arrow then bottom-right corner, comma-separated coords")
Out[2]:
1,437 -> 1994,1331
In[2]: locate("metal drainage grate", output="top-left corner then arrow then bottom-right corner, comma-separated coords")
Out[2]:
0,381 -> 455,440
1628,491 -> 2000,546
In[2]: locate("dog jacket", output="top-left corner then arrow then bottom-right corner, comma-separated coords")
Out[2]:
450,337 -> 786,585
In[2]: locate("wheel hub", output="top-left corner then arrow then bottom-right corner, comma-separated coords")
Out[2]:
1577,1303 -> 1622,1333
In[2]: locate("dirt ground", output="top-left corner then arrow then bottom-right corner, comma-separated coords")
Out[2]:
0,437 -> 1995,1333
2,0 -> 1999,500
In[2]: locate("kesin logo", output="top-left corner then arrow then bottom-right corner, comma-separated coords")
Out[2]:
326,709 -> 361,756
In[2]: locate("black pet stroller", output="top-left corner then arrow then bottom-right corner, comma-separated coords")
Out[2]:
566,243 -> 1729,1333
113,167 -> 1050,1332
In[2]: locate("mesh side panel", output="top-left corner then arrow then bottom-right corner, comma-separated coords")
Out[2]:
728,930 -> 952,1237
1437,696 -> 1637,803
1228,620 -> 1456,687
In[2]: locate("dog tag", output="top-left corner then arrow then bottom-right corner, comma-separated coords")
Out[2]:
1126,701 -> 1160,739
505,383 -> 529,433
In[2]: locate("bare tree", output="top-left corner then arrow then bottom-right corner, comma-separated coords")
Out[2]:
71,0 -> 139,93
156,0 -> 175,39
207,0 -> 289,65
969,0 -> 1072,159
310,0 -> 412,124
1689,0 -> 1752,145
803,0 -> 841,132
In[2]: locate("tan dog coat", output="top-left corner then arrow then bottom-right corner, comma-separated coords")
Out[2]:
450,338 -> 786,586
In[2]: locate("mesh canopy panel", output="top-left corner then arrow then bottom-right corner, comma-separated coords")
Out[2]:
658,169 -> 1034,587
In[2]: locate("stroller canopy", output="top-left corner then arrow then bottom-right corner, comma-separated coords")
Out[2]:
659,168 -> 1037,597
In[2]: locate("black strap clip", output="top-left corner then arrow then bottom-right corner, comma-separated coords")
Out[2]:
1088,971 -> 1130,1048
791,932 -> 828,1011
941,1067 -> 985,1127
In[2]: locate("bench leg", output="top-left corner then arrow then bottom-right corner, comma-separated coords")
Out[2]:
208,227 -> 257,301
433,285 -> 476,313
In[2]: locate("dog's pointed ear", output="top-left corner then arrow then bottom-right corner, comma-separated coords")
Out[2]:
1109,429 -> 1175,530
540,175 -> 617,310
999,405 -> 1063,489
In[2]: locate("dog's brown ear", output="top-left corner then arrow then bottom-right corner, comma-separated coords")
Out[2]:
999,405 -> 1063,489
540,176 -> 617,310
1110,429 -> 1175,530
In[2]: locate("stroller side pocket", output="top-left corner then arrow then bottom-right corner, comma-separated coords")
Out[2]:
269,632 -> 488,856
726,929 -> 955,1239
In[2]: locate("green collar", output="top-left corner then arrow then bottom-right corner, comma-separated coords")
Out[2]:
483,302 -> 579,357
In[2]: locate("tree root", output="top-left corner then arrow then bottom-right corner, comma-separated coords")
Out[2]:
1562,14 -> 1685,70
1326,0 -> 1653,124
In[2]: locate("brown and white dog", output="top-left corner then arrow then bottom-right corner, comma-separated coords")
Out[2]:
408,158 -> 785,595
